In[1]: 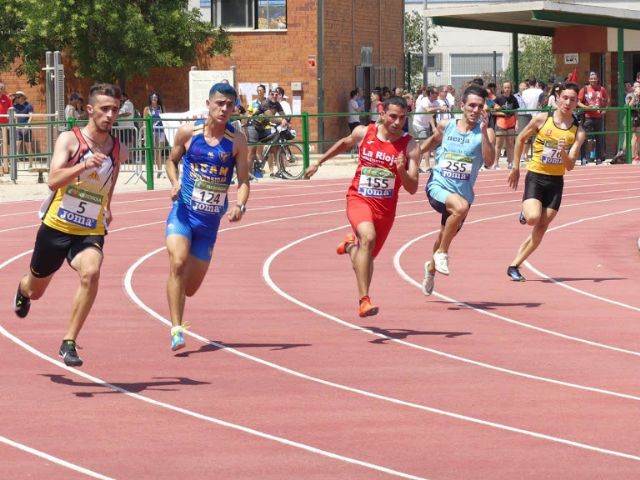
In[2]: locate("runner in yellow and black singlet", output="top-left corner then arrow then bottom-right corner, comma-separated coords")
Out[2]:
13,83 -> 128,367
506,82 -> 586,282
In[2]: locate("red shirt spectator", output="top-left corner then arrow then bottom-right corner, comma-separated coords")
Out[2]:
578,73 -> 609,119
0,83 -> 11,124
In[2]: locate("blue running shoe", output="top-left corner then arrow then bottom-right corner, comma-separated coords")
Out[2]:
171,326 -> 186,352
507,266 -> 526,282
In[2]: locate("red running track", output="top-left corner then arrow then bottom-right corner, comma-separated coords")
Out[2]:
1,166 -> 640,479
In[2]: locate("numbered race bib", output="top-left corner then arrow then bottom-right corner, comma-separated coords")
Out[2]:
358,167 -> 396,198
57,186 -> 103,229
441,152 -> 473,180
190,179 -> 229,214
541,141 -> 563,164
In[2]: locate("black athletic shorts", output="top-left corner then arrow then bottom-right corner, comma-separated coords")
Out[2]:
29,223 -> 104,278
522,170 -> 564,211
426,181 -> 468,231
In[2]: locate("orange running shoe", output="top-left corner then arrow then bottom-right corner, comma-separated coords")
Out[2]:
358,296 -> 379,317
336,233 -> 356,255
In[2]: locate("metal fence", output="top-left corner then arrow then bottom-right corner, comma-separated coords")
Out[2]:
1,105 -> 637,188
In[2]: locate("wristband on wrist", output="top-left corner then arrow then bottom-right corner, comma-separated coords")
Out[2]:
236,203 -> 246,213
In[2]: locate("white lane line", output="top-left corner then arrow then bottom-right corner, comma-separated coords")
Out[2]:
4,189 -> 640,468
0,435 -> 114,480
122,244 -> 640,463
0,231 -> 426,479
0,325 -> 427,480
523,208 -> 640,312
263,220 -> 640,401
393,198 -> 640,358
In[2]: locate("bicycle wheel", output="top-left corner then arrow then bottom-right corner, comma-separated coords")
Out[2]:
278,143 -> 305,179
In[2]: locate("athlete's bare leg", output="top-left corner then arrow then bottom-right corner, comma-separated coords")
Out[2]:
349,221 -> 377,298
64,246 -> 104,341
166,234 -> 210,328
435,193 -> 469,254
510,206 -> 558,267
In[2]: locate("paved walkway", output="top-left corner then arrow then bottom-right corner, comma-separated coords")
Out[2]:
0,155 -> 359,204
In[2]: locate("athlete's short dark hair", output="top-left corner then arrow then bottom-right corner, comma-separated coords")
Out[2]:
558,82 -> 580,95
462,84 -> 488,103
383,95 -> 408,111
88,83 -> 121,104
209,82 -> 237,99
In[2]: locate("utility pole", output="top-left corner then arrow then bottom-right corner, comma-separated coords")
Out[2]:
422,0 -> 428,86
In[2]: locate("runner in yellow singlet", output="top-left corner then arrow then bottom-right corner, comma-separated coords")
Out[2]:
13,84 -> 128,367
506,82 -> 586,281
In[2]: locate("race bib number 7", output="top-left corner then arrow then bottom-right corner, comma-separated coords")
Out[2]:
58,186 -> 103,229
541,141 -> 563,164
190,179 -> 229,214
358,167 -> 396,198
441,152 -> 473,180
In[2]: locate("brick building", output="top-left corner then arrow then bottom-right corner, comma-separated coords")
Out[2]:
2,0 -> 405,152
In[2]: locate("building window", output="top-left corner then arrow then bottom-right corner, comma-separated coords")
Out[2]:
212,0 -> 287,30
450,53 -> 503,91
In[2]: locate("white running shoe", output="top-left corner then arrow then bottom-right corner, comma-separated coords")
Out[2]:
422,261 -> 435,296
433,251 -> 450,275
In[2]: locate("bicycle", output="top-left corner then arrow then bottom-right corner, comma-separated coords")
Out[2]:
252,124 -> 305,180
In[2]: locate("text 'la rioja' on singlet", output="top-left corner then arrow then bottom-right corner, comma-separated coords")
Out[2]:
348,123 -> 411,214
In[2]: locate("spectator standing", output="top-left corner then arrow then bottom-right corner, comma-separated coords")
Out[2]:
64,92 -> 81,121
370,89 -> 382,124
248,85 -> 267,114
626,82 -> 640,163
275,86 -> 292,119
12,91 -> 34,166
75,97 -> 88,121
117,92 -> 136,147
348,89 -> 362,132
435,85 -> 453,123
143,92 -> 166,174
412,86 -> 439,141
578,72 -> 609,165
0,82 -> 11,174
493,81 -> 519,169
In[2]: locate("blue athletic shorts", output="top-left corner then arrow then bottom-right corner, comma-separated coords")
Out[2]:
165,202 -> 221,262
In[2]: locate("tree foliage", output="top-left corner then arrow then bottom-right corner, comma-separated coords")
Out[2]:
404,11 -> 438,92
0,0 -> 232,85
505,35 -> 557,85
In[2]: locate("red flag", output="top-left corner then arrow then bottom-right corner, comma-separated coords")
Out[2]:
567,68 -> 578,82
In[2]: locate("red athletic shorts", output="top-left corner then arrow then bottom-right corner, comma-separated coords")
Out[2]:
346,194 -> 395,258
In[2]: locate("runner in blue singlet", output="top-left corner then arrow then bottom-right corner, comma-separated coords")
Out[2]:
164,82 -> 250,352
419,84 -> 496,295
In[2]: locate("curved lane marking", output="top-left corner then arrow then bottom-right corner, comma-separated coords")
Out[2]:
0,435 -> 114,480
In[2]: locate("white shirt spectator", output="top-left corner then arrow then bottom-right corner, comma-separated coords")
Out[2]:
522,87 -> 543,113
412,94 -> 438,133
118,98 -> 135,126
348,98 -> 361,124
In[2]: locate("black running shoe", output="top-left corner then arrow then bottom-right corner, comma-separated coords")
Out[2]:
507,266 -> 526,282
518,212 -> 526,225
14,285 -> 31,318
59,340 -> 83,367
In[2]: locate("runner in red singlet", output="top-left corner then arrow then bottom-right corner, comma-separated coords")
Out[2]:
305,96 -> 420,317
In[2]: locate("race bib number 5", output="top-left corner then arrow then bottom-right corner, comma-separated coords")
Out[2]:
190,179 -> 229,214
541,141 -> 563,164
358,167 -> 396,198
58,186 -> 103,229
441,152 -> 473,180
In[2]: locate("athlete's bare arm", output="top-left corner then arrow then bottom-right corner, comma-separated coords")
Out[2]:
228,129 -> 250,222
47,131 -> 102,191
479,110 -> 496,168
396,138 -> 421,194
304,124 -> 367,179
508,113 -> 547,190
419,119 -> 447,156
562,126 -> 586,172
166,123 -> 193,201
104,143 -> 128,226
